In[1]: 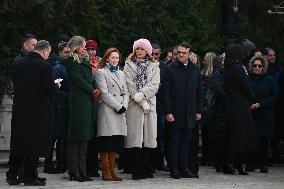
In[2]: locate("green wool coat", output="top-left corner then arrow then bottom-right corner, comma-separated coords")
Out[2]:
66,55 -> 95,141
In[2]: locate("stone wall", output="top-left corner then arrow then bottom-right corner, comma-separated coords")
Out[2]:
0,95 -> 12,150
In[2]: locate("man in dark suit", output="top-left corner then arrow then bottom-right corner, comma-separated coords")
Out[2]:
163,42 -> 202,179
6,40 -> 57,186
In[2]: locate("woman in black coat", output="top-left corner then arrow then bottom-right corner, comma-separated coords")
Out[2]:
248,56 -> 278,173
223,44 -> 260,175
208,53 -> 234,174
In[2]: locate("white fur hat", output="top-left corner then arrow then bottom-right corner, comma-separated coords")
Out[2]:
133,38 -> 152,56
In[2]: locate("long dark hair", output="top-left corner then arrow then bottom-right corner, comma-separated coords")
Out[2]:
224,44 -> 243,70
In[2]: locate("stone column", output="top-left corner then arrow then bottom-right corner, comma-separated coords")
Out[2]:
0,95 -> 13,150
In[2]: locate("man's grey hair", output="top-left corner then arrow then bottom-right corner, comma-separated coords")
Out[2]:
152,43 -> 161,50
34,40 -> 51,51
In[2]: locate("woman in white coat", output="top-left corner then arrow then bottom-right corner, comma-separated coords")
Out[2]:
95,48 -> 129,181
124,38 -> 160,180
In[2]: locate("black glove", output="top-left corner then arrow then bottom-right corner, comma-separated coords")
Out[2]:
115,106 -> 126,114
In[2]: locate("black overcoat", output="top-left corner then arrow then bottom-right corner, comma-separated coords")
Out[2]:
223,64 -> 259,154
163,61 -> 202,128
10,52 -> 56,157
249,74 -> 278,137
207,69 -> 228,144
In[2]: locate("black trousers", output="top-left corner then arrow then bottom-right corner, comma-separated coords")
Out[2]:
151,111 -> 167,169
215,130 -> 230,168
129,147 -> 152,175
46,107 -> 69,171
86,138 -> 99,174
7,155 -> 38,182
188,125 -> 199,174
259,137 -> 269,166
67,141 -> 88,177
167,127 -> 192,170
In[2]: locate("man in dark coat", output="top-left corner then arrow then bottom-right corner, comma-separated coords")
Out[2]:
14,34 -> 37,64
6,40 -> 57,186
263,47 -> 283,164
150,43 -> 169,171
163,42 -> 202,179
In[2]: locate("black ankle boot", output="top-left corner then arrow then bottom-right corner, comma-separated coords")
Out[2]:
222,164 -> 235,174
170,169 -> 181,179
236,167 -> 249,175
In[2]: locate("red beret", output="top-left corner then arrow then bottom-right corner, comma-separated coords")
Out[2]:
86,40 -> 97,50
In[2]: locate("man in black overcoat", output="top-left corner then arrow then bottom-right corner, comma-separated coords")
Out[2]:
6,40 -> 57,186
163,42 -> 202,179
14,34 -> 37,64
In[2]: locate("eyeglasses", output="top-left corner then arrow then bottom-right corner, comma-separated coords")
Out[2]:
177,51 -> 187,55
252,64 -> 263,68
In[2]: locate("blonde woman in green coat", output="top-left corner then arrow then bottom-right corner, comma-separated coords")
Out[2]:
66,36 -> 100,182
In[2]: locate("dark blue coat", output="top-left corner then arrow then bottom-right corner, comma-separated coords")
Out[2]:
52,57 -> 70,109
156,60 -> 166,113
163,60 -> 202,129
249,74 -> 278,137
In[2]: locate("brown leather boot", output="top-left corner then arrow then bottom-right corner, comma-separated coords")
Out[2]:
108,152 -> 122,181
100,153 -> 114,181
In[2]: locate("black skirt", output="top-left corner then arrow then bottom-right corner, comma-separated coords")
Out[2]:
96,135 -> 124,153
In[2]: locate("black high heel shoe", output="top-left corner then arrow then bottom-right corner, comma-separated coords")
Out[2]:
236,167 -> 249,175
69,173 -> 85,182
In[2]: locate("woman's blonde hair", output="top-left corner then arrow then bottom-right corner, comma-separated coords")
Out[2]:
67,36 -> 87,63
201,52 -> 216,77
99,48 -> 122,68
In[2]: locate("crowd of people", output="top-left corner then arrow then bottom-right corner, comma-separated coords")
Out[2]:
5,34 -> 284,186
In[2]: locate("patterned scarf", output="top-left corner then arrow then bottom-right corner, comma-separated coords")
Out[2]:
134,56 -> 149,90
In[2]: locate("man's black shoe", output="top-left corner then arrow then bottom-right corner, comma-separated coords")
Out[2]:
36,176 -> 47,182
24,179 -> 46,186
157,166 -> 170,172
179,168 -> 198,178
43,164 -> 61,174
170,170 -> 181,179
132,171 -> 147,180
245,164 -> 256,172
87,171 -> 100,177
6,177 -> 21,185
260,166 -> 268,173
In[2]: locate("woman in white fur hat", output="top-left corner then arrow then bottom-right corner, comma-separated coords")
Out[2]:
123,38 -> 160,180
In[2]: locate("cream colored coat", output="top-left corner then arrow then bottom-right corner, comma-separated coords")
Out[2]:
95,67 -> 129,137
123,59 -> 160,148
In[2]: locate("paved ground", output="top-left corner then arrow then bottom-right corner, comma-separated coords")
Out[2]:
0,165 -> 284,189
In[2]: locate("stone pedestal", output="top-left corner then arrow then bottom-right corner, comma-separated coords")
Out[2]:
0,95 -> 13,150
